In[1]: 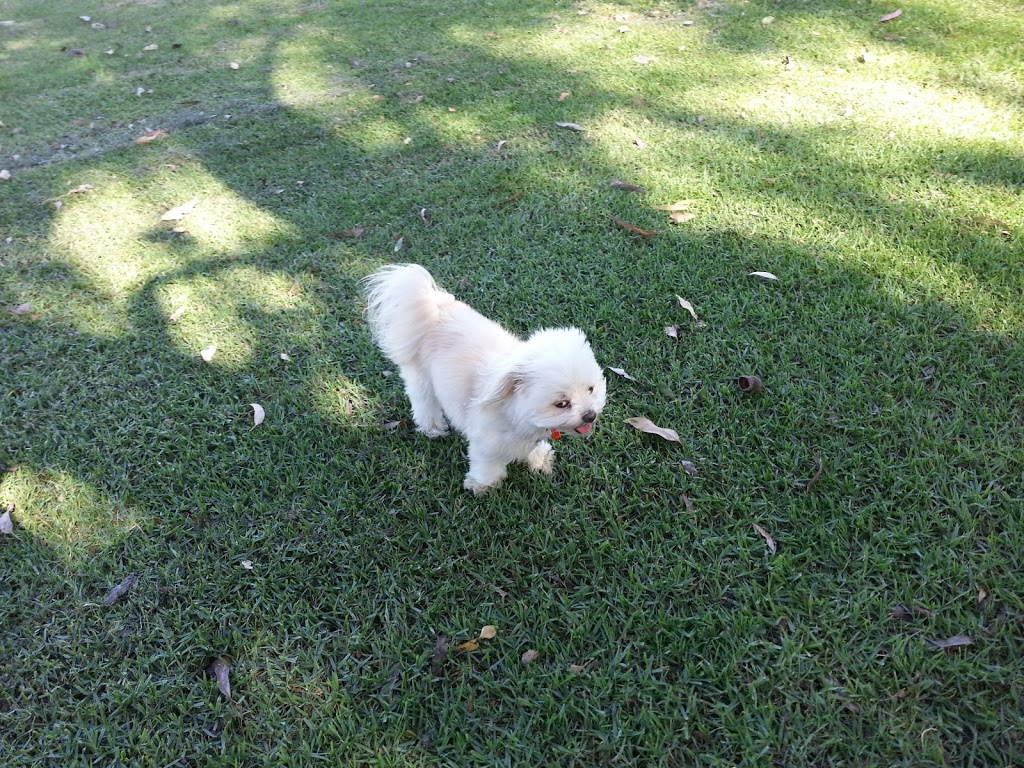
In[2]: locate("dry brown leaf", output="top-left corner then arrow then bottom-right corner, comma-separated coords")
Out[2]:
928,634 -> 974,649
168,306 -> 186,322
200,344 -> 217,362
555,121 -> 585,131
208,657 -> 232,699
101,572 -> 141,606
558,91 -> 571,101
625,416 -> 680,442
330,226 -> 366,239
607,366 -> 637,382
664,324 -> 680,339
680,460 -> 699,477
251,403 -> 265,427
753,524 -> 777,555
669,212 -> 696,224
978,587 -> 988,603
890,604 -> 933,621
654,200 -> 697,211
160,199 -> 198,221
521,649 -> 539,665
878,9 -> 903,22
0,503 -> 13,535
682,493 -> 695,514
610,179 -> 647,194
135,129 -> 168,145
611,216 -> 657,238
676,296 -> 700,323
431,635 -> 449,675
455,639 -> 479,652
804,456 -> 824,491
479,625 -> 497,640
11,302 -> 32,315
382,420 -> 402,431
568,663 -> 587,674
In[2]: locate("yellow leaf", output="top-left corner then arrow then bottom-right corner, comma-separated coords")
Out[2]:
479,625 -> 497,640
455,640 -> 479,652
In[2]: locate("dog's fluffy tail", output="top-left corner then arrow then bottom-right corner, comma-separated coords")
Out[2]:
364,264 -> 455,366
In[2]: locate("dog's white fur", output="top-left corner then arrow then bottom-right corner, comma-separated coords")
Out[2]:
365,264 -> 607,495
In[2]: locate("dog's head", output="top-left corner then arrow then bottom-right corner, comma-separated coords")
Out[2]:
480,328 -> 607,436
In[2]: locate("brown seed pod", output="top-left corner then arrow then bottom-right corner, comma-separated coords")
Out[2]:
737,375 -> 763,393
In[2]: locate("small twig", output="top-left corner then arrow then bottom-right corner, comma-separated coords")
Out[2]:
804,455 -> 824,491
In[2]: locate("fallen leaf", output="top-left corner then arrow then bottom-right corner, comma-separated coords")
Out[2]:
878,9 -> 903,22
241,560 -> 254,570
682,493 -> 695,513
676,296 -> 700,323
568,663 -> 587,674
200,344 -> 217,362
330,226 -> 366,239
251,403 -> 266,427
618,25 -> 630,33
495,140 -> 508,152
978,587 -> 987,603
101,572 -> 141,606
0,503 -> 13,535
664,324 -> 680,339
135,129 -> 168,144
394,235 -> 406,253
611,216 -> 657,238
229,62 -> 240,70
455,639 -> 479,652
494,586 -> 509,598
654,200 -> 698,211
762,16 -> 775,25
610,180 -> 646,194
419,208 -> 431,224
633,56 -> 655,64
555,121 -> 585,131
0,170 -> 11,181
669,212 -> 696,224
279,353 -> 291,361
521,649 -> 539,665
625,416 -> 680,442
633,137 -> 647,149
891,604 -> 933,621
160,199 -> 198,221
168,306 -> 187,322
749,271 -> 779,281
680,460 -> 699,477
804,456 -> 824,491
382,420 -> 403,431
142,43 -> 159,51
558,91 -> 571,101
11,302 -> 32,315
928,634 -> 974,650
607,366 -> 637,382
431,635 -> 449,675
753,524 -> 777,554
479,625 -> 497,640
208,657 -> 232,699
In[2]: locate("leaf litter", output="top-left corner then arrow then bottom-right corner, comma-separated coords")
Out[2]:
625,416 -> 680,442
753,524 -> 777,555
101,572 -> 141,606
207,657 -> 232,699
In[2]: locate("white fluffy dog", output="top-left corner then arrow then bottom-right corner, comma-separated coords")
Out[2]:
365,264 -> 607,495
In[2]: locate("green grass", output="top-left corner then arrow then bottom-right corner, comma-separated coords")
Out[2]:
1,0 -> 1022,764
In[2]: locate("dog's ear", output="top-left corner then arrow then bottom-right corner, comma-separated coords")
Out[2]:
475,366 -> 527,407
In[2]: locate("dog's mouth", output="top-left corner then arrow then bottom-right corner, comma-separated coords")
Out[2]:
574,423 -> 593,435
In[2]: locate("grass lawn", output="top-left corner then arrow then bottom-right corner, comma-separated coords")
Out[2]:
2,0 -> 1022,764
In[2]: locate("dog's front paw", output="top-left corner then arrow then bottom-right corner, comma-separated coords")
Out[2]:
418,423 -> 450,438
527,441 -> 555,475
463,474 -> 502,496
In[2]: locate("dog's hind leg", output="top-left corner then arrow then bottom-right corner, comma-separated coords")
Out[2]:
463,443 -> 508,496
400,366 -> 449,437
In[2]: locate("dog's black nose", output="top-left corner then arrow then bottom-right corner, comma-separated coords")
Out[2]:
581,410 -> 597,424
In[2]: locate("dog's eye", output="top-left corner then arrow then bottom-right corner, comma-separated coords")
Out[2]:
554,400 -> 570,409
587,386 -> 594,394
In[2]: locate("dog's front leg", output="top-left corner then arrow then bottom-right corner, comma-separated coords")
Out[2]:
526,440 -> 554,474
463,443 -> 508,496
